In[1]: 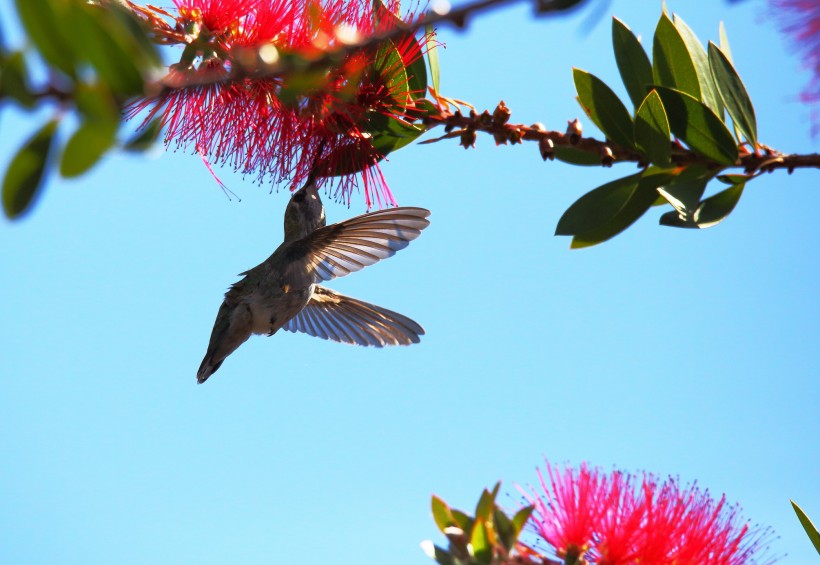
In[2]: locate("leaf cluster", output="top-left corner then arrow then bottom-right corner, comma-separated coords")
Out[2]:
421,484 -> 540,565
560,12 -> 758,247
1,0 -> 162,219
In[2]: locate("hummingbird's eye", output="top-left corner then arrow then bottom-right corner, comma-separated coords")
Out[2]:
292,191 -> 305,203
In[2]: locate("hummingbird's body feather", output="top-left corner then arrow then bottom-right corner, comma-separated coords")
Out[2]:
196,181 -> 430,383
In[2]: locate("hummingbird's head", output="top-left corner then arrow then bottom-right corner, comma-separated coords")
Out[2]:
283,180 -> 326,241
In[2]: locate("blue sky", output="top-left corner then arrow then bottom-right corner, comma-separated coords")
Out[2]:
1,0 -> 818,563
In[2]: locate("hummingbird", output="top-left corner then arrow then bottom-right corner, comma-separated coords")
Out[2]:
196,180 -> 431,383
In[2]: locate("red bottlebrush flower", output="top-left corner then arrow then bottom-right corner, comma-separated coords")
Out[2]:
520,461 -> 774,565
522,462 -> 606,561
769,0 -> 820,132
127,0 -> 430,208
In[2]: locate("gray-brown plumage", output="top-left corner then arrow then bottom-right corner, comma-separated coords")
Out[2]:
196,180 -> 430,383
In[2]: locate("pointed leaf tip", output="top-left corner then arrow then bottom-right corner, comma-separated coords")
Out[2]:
791,500 -> 820,556
708,42 -> 757,146
573,68 -> 634,149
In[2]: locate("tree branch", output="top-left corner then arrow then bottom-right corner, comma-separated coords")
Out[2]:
138,0 -> 583,96
421,103 -> 820,173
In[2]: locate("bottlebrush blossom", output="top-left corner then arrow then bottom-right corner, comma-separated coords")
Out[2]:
520,461 -> 774,565
127,0 -> 430,207
769,0 -> 820,132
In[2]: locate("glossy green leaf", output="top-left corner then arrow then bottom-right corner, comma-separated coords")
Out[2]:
475,489 -> 494,521
570,167 -> 678,248
708,42 -> 757,146
3,119 -> 58,219
14,0 -> 76,77
374,39 -> 410,111
655,87 -> 738,165
511,506 -> 534,537
60,120 -> 118,178
1,51 -> 37,108
470,520 -> 492,564
431,496 -> 454,534
791,500 -> 820,556
556,172 -> 643,236
673,15 -> 723,117
405,50 -> 428,100
573,68 -> 635,149
372,0 -> 426,99
612,17 -> 653,110
656,165 -> 713,226
553,146 -> 601,166
634,89 -> 671,166
653,13 -> 700,100
426,24 -> 440,95
368,118 -> 425,155
692,181 -> 744,228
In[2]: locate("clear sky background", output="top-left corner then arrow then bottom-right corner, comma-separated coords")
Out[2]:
1,0 -> 818,563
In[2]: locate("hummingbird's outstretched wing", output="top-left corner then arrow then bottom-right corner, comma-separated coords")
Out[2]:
282,286 -> 424,346
284,207 -> 430,283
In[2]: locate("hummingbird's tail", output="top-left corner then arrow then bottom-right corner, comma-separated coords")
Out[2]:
197,355 -> 225,384
197,300 -> 253,384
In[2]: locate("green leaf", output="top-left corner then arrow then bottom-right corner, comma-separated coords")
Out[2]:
3,119 -> 58,219
420,542 -> 455,565
573,68 -> 635,149
450,509 -> 474,534
475,489 -> 495,521
372,0 -> 426,99
14,0 -> 76,77
425,24 -> 440,95
655,86 -> 738,165
692,181 -> 744,228
59,120 -> 118,178
124,119 -> 163,153
791,500 -> 820,556
67,3 -> 146,95
553,146 -> 601,166
493,508 -> 515,551
708,42 -> 757,146
431,496 -> 454,534
368,118 -> 425,155
511,506 -> 533,538
570,167 -> 678,248
673,15 -> 723,117
556,172 -> 643,236
0,51 -> 37,108
656,165 -> 713,226
653,12 -> 700,100
470,520 -> 492,565
634,89 -> 671,166
74,82 -> 119,123
374,39 -> 410,111
405,50 -> 427,100
716,173 -> 750,185
719,22 -> 733,63
612,17 -> 654,110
